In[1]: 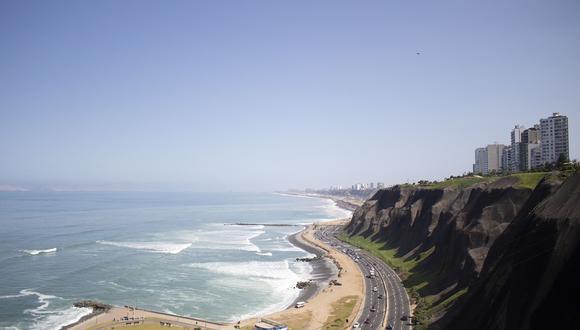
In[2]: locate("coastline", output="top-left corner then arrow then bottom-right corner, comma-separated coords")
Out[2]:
61,195 -> 360,330
259,221 -> 364,330
276,191 -> 363,212
286,229 -> 337,306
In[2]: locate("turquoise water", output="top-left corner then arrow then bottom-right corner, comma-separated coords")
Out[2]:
0,192 -> 350,330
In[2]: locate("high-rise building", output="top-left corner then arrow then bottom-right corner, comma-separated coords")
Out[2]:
540,113 -> 569,165
473,144 -> 505,175
502,146 -> 513,172
521,125 -> 541,170
486,144 -> 505,173
511,125 -> 525,172
530,145 -> 542,169
473,147 -> 487,174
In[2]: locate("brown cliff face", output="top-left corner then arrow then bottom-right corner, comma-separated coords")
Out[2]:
345,174 -> 580,329
442,174 -> 580,330
346,178 -> 533,296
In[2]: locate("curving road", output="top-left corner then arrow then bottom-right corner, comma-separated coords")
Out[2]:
314,225 -> 412,330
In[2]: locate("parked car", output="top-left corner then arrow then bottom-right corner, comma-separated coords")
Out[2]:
352,322 -> 360,329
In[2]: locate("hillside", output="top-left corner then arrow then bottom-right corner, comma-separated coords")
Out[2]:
343,172 -> 580,329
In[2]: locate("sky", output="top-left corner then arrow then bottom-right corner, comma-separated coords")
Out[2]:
1,0 -> 579,191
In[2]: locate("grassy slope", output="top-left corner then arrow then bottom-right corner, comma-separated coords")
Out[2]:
425,176 -> 497,189
412,172 -> 549,190
511,172 -> 549,189
337,234 -> 454,329
324,295 -> 358,329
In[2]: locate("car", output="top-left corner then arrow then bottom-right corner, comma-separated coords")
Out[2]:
386,325 -> 393,330
401,315 -> 408,321
372,287 -> 378,292
363,318 -> 371,325
370,306 -> 377,312
378,294 -> 383,299
352,322 -> 360,329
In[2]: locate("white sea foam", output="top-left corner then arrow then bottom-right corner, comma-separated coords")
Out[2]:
21,248 -> 57,256
256,252 -> 272,256
0,289 -> 90,330
96,240 -> 191,254
0,289 -> 56,305
29,306 -> 91,330
187,258 -> 312,321
169,227 -> 265,252
188,260 -> 300,279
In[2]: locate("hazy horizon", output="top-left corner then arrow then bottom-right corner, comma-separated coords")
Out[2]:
1,1 -> 579,192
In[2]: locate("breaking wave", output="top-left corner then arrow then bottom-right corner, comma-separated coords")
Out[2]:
0,289 -> 92,330
96,240 -> 192,254
21,248 -> 57,256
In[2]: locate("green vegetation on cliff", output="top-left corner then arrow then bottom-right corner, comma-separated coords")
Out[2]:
408,172 -> 550,190
338,234 -> 456,328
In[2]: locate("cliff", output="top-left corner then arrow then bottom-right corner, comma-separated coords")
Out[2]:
442,173 -> 580,330
345,173 -> 580,329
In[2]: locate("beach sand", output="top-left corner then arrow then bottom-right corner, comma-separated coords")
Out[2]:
64,218 -> 363,330
243,221 -> 364,330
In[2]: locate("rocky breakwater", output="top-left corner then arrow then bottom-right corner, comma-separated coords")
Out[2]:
344,173 -> 580,329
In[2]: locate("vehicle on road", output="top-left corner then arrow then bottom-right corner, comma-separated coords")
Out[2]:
372,287 -> 378,292
386,324 -> 393,330
378,294 -> 383,299
363,318 -> 371,325
352,322 -> 360,328
370,306 -> 377,312
401,315 -> 408,321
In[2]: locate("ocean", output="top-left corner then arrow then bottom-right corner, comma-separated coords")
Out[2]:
0,192 -> 351,330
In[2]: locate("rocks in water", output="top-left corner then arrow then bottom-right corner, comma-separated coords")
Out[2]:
73,300 -> 112,311
296,281 -> 312,289
295,256 -> 321,262
329,279 -> 342,286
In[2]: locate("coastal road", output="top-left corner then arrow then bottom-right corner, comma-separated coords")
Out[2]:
314,225 -> 412,330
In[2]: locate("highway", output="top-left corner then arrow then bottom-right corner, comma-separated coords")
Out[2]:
314,225 -> 412,330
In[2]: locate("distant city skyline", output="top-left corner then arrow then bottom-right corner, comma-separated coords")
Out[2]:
1,1 -> 579,191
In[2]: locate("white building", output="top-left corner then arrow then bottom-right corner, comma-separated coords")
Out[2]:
473,144 -> 505,175
540,113 -> 569,165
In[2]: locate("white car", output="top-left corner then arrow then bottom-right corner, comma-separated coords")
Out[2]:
373,287 -> 378,292
352,322 -> 360,328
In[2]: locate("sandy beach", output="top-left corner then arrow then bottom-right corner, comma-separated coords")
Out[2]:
245,220 -> 364,330
62,218 -> 364,330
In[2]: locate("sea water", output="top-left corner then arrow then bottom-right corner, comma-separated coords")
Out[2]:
0,192 -> 351,330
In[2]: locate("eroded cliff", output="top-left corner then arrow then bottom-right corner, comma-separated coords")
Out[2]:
345,173 -> 580,329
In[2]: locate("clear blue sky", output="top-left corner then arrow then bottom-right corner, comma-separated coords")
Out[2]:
1,0 -> 579,191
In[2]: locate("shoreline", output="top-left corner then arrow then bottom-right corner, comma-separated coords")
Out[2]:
61,195 -> 359,330
286,229 -> 338,307
276,191 -> 363,212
